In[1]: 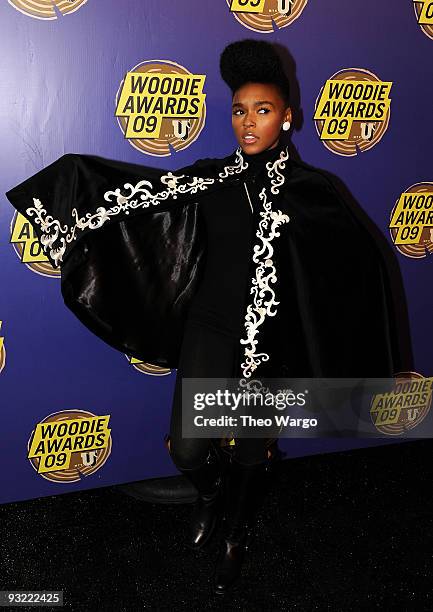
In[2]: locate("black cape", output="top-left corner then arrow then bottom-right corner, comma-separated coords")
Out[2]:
5,145 -> 404,380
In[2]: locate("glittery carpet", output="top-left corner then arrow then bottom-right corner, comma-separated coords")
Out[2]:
1,440 -> 432,610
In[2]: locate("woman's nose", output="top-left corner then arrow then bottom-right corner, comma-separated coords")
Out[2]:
243,115 -> 255,127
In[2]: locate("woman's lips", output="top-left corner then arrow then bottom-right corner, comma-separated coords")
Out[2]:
242,134 -> 258,144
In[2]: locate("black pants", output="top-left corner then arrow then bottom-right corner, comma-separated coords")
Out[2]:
169,320 -> 269,469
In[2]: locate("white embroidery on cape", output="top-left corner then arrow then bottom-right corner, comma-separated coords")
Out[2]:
237,146 -> 291,379
25,147 -> 249,268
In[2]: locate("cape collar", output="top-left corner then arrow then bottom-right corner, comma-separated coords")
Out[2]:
218,142 -> 291,195
238,141 -> 288,168
237,140 -> 288,161
229,142 -> 291,182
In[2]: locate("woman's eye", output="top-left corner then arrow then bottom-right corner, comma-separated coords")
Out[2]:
233,108 -> 270,115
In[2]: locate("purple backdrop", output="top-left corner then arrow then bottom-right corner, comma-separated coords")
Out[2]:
1,0 -> 432,504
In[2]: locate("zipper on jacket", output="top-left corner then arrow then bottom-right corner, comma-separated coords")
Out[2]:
243,181 -> 254,214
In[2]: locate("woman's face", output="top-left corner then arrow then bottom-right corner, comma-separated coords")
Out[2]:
232,82 -> 292,154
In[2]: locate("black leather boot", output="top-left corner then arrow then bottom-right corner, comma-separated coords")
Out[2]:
177,445 -> 224,550
213,457 -> 269,595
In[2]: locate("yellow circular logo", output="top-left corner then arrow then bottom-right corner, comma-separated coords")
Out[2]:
27,410 -> 112,483
10,211 -> 60,278
8,0 -> 87,20
126,354 -> 172,376
226,0 -> 308,32
115,60 -> 207,157
314,68 -> 392,156
0,322 -> 5,375
413,1 -> 433,40
370,371 -> 433,435
389,182 -> 433,258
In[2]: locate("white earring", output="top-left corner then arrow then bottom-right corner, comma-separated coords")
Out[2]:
282,120 -> 291,132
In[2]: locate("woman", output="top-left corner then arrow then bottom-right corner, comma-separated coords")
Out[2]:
5,39 -> 401,595
166,40 -> 294,595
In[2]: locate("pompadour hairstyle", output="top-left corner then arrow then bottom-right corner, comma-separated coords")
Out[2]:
219,38 -> 290,106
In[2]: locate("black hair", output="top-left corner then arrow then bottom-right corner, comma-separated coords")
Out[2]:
219,39 -> 290,107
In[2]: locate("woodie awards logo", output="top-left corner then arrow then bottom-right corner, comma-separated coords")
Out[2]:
389,183 -> 433,258
27,410 -> 112,482
10,211 -> 59,278
413,0 -> 433,40
314,69 -> 392,156
370,372 -> 433,435
115,60 -> 207,157
125,354 -> 171,377
8,0 -> 87,20
227,0 -> 308,32
0,321 -> 5,375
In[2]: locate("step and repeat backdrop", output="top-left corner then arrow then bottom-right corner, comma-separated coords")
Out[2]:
0,0 -> 432,504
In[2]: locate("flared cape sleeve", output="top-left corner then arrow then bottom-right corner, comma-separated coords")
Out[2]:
5,153 -> 226,367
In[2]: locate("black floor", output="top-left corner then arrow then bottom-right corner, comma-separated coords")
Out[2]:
1,440 -> 432,611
